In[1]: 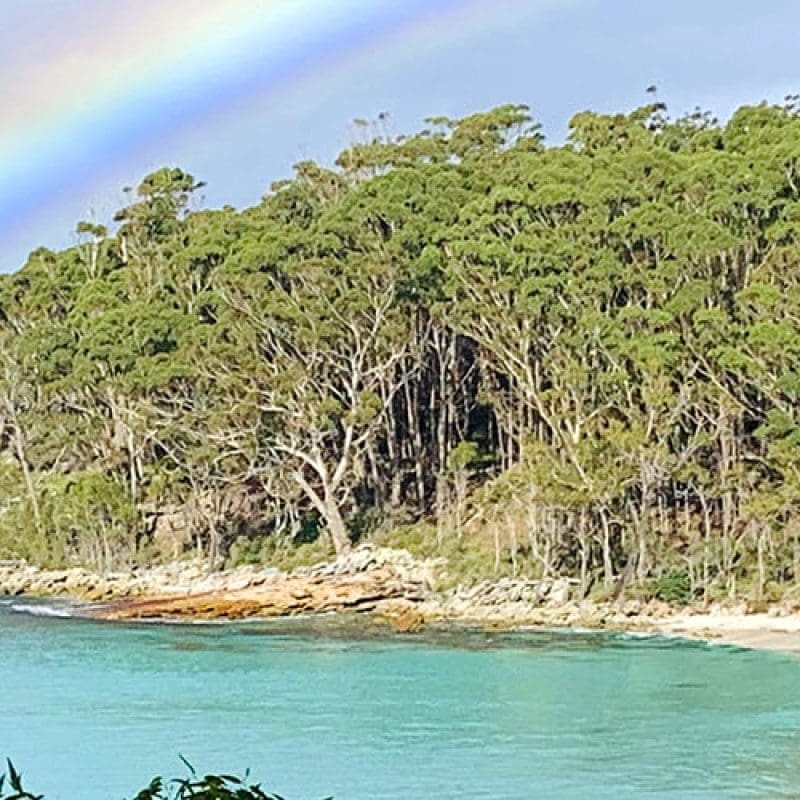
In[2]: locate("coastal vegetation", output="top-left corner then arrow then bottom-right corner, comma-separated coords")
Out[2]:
0,760 -> 299,800
3,97 -> 800,605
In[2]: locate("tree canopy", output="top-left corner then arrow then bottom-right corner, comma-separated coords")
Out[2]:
3,98 -> 800,602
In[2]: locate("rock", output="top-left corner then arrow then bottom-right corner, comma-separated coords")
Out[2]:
547,578 -> 574,606
149,507 -> 193,560
643,599 -> 672,619
303,545 -> 443,591
84,580 -> 114,602
65,568 -> 90,594
375,599 -> 425,633
622,599 -> 643,617
222,575 -> 254,592
0,550 -> 628,631
98,564 -> 422,622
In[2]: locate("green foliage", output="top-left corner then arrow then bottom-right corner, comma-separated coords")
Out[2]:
447,441 -> 480,474
0,759 -> 42,800
4,98 -> 800,598
0,761 -> 328,800
652,571 -> 693,606
228,534 -> 333,573
0,470 -> 136,569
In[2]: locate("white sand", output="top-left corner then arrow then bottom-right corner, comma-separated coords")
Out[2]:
655,613 -> 800,653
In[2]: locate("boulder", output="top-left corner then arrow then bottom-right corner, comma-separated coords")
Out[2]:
643,599 -> 673,619
547,578 -> 574,606
98,564 -> 423,622
375,599 -> 425,633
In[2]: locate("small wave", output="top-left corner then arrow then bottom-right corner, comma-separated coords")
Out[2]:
10,602 -> 76,618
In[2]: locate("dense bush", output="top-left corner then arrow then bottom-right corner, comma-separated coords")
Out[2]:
0,761 -> 329,800
652,571 -> 693,606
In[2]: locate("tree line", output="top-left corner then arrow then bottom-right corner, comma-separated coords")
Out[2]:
2,97 -> 800,601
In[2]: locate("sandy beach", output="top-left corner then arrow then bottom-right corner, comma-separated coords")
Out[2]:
655,613 -> 800,653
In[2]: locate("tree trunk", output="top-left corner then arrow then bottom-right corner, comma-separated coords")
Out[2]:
323,497 -> 351,555
10,416 -> 40,526
600,509 -> 613,588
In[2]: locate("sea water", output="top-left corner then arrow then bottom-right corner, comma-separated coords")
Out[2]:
1,598 -> 799,799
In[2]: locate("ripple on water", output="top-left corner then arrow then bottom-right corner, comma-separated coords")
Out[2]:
0,605 -> 799,800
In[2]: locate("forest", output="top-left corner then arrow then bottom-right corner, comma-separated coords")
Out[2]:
2,97 -> 800,603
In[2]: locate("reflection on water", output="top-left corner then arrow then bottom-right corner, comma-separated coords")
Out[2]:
0,598 -> 797,800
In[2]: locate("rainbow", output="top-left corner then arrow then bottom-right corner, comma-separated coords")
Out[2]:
0,0 -> 536,269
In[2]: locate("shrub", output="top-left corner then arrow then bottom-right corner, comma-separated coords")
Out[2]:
0,760 -> 332,800
652,570 -> 692,606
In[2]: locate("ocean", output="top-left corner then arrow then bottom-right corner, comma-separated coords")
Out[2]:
1,598 -> 798,799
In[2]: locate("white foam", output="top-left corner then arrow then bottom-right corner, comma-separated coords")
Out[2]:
10,602 -> 75,618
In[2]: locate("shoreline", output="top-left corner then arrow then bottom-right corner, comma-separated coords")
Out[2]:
4,549 -> 800,653
8,596 -> 800,655
649,613 -> 800,654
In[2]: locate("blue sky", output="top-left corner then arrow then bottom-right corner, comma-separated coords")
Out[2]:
1,0 -> 799,272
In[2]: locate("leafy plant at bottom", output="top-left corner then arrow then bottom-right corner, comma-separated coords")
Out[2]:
0,760 -> 333,800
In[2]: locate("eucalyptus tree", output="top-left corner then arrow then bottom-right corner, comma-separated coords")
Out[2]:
1,99 -> 800,599
219,252 -> 408,554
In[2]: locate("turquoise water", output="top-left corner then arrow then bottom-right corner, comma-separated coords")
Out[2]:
1,600 -> 800,799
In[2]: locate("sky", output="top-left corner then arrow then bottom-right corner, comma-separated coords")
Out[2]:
1,0 -> 800,272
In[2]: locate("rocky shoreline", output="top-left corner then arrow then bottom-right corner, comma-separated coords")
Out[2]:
0,546 -> 661,628
3,546 -> 800,649
0,547 -> 440,630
